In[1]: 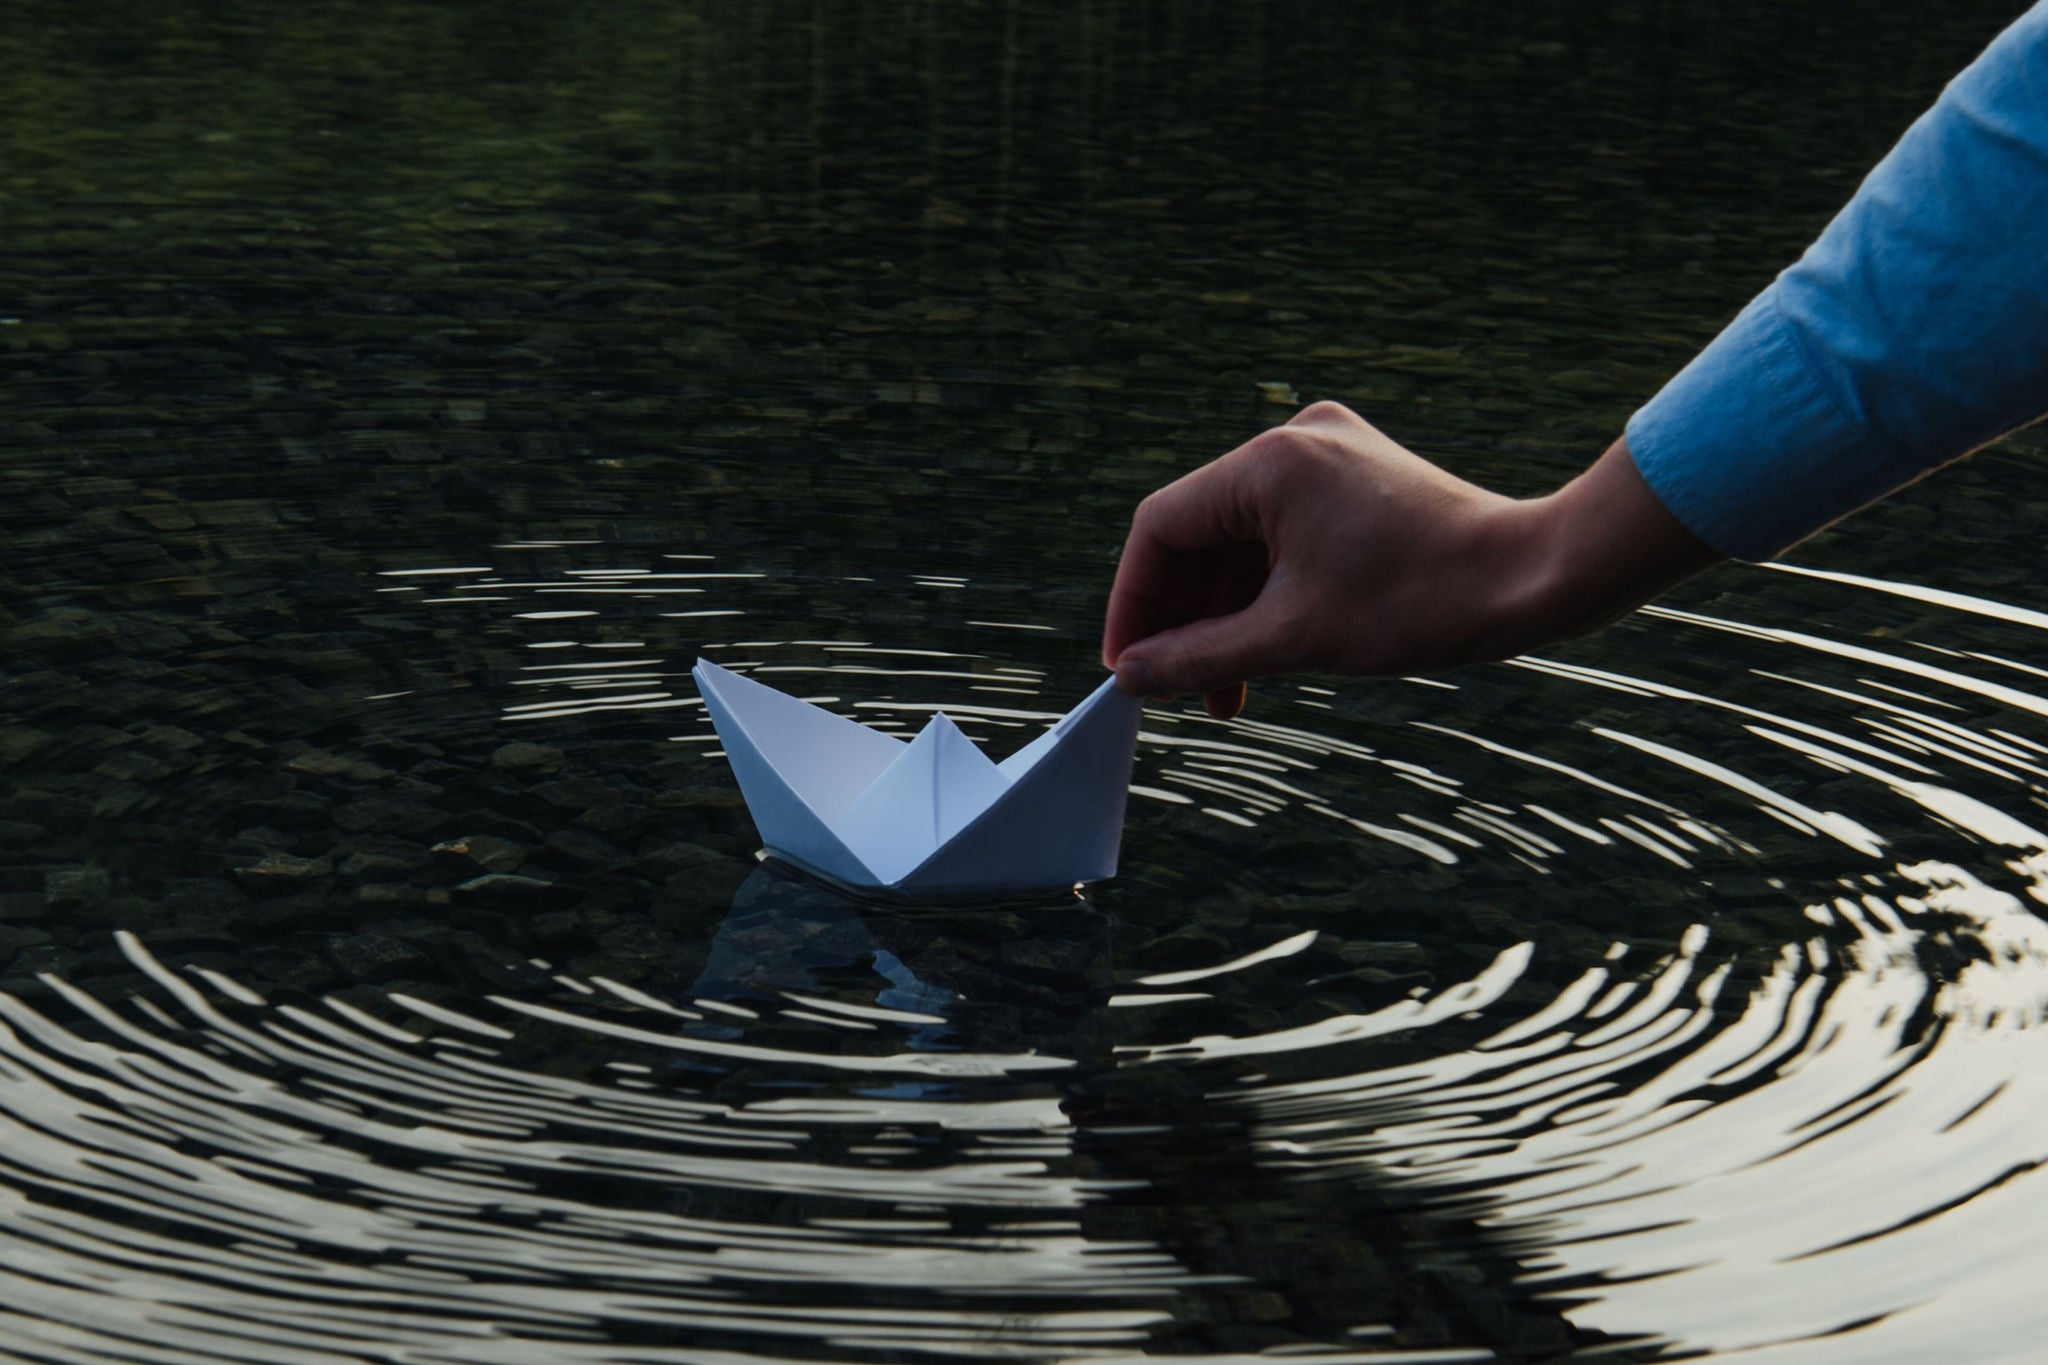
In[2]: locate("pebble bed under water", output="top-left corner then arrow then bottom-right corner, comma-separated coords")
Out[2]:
15,555 -> 2048,1362
8,1 -> 2048,1361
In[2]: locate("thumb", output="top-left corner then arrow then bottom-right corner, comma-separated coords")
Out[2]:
1113,603 -> 1294,701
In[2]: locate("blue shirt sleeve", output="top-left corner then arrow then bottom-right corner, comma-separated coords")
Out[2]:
1625,2 -> 2048,562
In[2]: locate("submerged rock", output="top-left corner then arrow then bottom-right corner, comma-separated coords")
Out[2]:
431,834 -> 527,875
231,852 -> 333,898
452,873 -> 574,913
324,928 -> 433,985
491,741 -> 564,777
286,748 -> 397,783
44,864 -> 112,906
0,893 -> 49,923
0,925 -> 54,959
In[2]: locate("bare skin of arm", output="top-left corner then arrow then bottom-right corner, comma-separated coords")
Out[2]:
1101,400 -> 1724,720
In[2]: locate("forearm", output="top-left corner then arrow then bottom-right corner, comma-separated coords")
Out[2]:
1629,3 -> 2048,561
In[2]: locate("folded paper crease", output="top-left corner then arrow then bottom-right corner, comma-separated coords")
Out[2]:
692,658 -> 1142,898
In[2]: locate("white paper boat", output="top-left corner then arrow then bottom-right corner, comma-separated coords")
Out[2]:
692,658 -> 1143,899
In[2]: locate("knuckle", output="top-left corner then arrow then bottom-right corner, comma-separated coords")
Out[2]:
1290,399 -> 1356,427
1244,424 -> 1314,468
1240,424 -> 1334,493
1239,426 -> 1295,464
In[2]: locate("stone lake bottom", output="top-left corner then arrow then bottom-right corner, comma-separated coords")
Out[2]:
8,550 -> 2048,1362
9,4 -> 2048,1355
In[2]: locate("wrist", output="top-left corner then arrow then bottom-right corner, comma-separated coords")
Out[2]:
1488,436 -> 1723,657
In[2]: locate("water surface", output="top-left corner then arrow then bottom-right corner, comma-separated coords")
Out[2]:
6,2 -> 2048,1360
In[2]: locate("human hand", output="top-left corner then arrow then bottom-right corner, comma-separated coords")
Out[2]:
1101,401 -> 1720,719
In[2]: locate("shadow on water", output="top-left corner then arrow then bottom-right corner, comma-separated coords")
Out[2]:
702,866 -> 1662,1357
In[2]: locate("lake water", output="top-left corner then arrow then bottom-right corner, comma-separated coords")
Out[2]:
7,1 -> 2048,1360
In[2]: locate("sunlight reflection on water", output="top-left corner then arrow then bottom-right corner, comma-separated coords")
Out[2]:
11,550 -> 2048,1361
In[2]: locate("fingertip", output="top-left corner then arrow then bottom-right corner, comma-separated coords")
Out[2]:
1113,656 -> 1160,699
1203,682 -> 1247,721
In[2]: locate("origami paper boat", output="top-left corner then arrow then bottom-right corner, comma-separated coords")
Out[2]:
692,658 -> 1143,899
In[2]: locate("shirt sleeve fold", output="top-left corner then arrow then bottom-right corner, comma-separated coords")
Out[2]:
1626,2 -> 2048,561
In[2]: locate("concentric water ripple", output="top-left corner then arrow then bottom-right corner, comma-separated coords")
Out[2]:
0,924 -> 1190,1362
12,552 -> 2048,1361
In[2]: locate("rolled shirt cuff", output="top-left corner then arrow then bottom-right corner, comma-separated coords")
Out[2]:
1624,286 -> 1905,562
1625,2 -> 2048,563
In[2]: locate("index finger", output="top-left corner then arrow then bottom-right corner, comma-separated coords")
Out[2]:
1101,452 -> 1265,667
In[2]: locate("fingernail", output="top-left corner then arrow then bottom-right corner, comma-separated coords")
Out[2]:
1114,657 -> 1158,697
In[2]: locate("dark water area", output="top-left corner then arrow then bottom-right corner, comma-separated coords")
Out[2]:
8,1 -> 2048,1360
